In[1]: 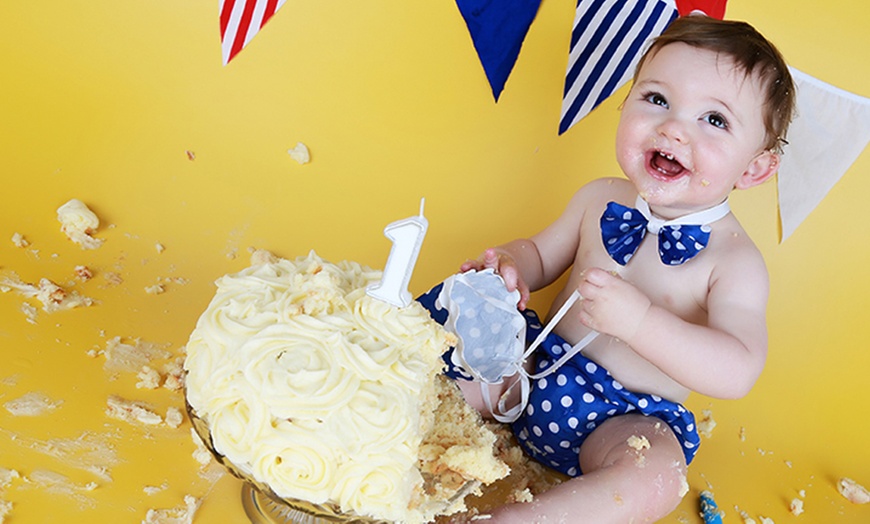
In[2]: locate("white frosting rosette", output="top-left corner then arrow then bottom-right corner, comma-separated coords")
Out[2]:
251,421 -> 340,504
207,387 -> 269,476
184,251 -> 453,522
327,381 -> 417,457
331,454 -> 419,523
239,322 -> 363,418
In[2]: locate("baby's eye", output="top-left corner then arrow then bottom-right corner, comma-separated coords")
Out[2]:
643,92 -> 668,108
704,112 -> 728,129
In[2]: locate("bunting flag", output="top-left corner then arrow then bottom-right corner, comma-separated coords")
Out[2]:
674,0 -> 726,18
220,0 -> 287,65
455,0 -> 543,101
777,68 -> 870,240
559,0 -> 678,135
558,0 -> 728,135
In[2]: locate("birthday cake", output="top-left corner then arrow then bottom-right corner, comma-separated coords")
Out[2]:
183,250 -> 508,523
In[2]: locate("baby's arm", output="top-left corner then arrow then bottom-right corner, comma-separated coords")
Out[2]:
460,187 -> 591,310
577,247 -> 769,399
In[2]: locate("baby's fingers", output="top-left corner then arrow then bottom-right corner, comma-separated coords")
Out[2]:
460,248 -> 500,273
481,248 -> 501,270
576,269 -> 602,299
581,267 -> 618,286
459,259 -> 483,272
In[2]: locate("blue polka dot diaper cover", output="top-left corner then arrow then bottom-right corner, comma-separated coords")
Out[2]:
417,283 -> 700,477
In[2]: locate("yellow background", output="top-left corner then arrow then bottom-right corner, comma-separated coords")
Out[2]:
1,0 -> 868,522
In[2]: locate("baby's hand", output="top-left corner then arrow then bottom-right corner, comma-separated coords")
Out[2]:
460,248 -> 531,310
576,268 -> 651,342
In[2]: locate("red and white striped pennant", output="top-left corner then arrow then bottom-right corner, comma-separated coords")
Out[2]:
220,0 -> 287,65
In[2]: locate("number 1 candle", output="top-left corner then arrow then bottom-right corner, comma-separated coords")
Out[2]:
367,198 -> 429,308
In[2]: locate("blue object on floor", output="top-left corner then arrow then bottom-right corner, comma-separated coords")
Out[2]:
700,490 -> 723,524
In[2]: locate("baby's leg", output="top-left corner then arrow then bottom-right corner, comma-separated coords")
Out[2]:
489,413 -> 688,523
576,413 -> 689,521
455,371 -> 525,420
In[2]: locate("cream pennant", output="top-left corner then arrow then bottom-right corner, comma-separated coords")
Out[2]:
778,68 -> 870,241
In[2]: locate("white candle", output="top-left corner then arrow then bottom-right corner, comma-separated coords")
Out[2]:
367,198 -> 429,308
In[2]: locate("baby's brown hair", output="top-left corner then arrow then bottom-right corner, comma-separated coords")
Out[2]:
635,15 -> 795,153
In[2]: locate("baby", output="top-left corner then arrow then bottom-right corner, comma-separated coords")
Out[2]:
418,15 -> 795,523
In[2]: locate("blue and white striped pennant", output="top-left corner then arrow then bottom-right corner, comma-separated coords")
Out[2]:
559,0 -> 678,134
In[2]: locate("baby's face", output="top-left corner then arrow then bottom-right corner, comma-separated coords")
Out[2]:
615,43 -> 773,217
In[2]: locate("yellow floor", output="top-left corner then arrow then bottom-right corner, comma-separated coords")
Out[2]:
2,0 -> 869,522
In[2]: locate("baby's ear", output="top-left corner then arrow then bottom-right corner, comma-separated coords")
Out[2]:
735,150 -> 780,190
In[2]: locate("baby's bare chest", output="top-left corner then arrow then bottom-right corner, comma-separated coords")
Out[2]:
574,228 -> 711,322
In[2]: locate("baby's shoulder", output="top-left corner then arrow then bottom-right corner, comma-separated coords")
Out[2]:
575,177 -> 636,205
708,218 -> 768,280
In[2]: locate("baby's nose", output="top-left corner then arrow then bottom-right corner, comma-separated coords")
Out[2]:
657,117 -> 690,144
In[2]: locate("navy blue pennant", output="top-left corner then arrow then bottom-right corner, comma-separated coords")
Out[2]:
456,0 -> 542,101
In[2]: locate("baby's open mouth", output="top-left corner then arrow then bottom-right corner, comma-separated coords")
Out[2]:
650,151 -> 686,178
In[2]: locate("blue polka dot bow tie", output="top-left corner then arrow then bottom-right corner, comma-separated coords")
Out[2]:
600,196 -> 731,266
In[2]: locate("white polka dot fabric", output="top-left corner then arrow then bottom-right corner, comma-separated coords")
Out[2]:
509,311 -> 699,477
417,284 -> 700,477
433,269 -> 527,384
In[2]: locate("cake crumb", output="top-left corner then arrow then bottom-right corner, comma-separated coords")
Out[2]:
155,242 -> 166,254
287,142 -> 310,165
24,469 -> 98,509
250,249 -> 279,266
678,473 -> 689,498
789,497 -> 804,515
627,435 -> 650,451
57,199 -> 104,249
697,409 -> 717,438
35,278 -> 70,311
837,477 -> 870,504
186,150 -> 196,161
104,271 -> 124,286
144,482 -> 169,496
190,428 -> 213,467
75,265 -> 94,281
21,302 -> 38,324
0,468 -> 20,490
4,392 -> 63,416
1,430 -> 118,483
165,407 -> 183,429
106,395 -> 163,426
136,366 -> 163,389
162,357 -> 185,392
145,284 -> 165,295
11,233 -> 29,248
0,273 -> 94,313
0,498 -> 10,523
142,494 -> 200,524
738,509 -> 757,524
103,337 -> 173,377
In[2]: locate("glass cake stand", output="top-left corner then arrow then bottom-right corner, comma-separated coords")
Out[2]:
186,401 -> 388,524
240,482 -> 378,524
